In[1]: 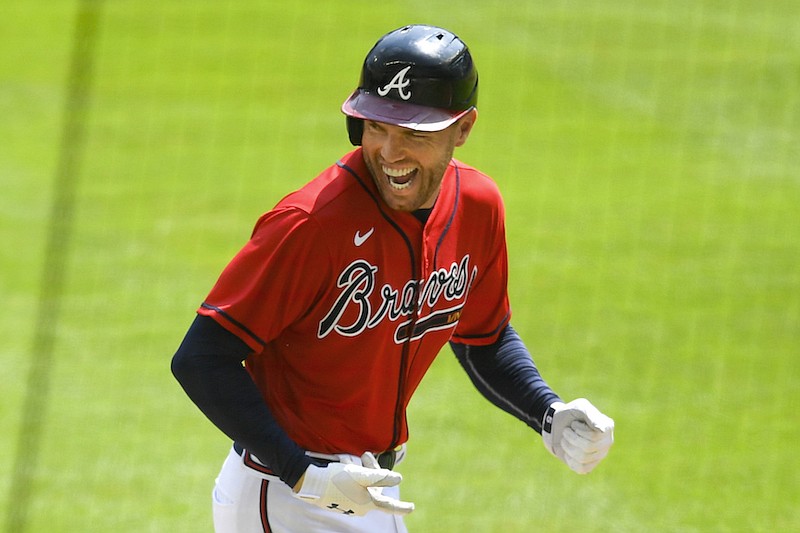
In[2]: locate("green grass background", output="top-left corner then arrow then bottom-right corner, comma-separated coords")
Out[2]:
2,0 -> 798,531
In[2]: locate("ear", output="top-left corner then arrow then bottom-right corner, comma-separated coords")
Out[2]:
454,109 -> 478,147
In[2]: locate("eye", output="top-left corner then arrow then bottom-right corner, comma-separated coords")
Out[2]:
409,131 -> 432,141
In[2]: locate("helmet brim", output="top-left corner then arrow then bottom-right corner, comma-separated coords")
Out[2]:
342,91 -> 473,132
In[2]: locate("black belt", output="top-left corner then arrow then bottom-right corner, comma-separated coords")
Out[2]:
233,442 -> 398,470
376,449 -> 398,470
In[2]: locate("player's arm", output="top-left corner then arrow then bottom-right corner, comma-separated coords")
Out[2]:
450,323 -> 614,473
450,323 -> 560,433
171,314 -> 312,488
172,314 -> 415,515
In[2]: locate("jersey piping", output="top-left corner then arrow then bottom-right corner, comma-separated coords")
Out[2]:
337,159 -> 419,450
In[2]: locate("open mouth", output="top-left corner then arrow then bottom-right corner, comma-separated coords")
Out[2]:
383,165 -> 417,191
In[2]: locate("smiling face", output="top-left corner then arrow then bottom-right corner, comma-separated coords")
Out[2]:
360,111 -> 477,212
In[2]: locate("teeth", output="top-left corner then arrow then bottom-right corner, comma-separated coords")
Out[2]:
383,166 -> 415,190
383,166 -> 414,178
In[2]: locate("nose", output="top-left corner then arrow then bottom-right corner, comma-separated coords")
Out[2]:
380,131 -> 407,163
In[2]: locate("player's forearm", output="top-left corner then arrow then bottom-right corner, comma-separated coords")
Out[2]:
450,324 -> 561,433
171,315 -> 312,487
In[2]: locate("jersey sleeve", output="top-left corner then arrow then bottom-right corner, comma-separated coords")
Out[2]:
198,207 -> 330,352
450,182 -> 511,346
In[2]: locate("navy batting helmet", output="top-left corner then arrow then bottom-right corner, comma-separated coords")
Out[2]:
342,24 -> 479,145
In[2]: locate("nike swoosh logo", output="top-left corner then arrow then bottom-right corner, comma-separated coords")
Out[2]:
354,228 -> 374,247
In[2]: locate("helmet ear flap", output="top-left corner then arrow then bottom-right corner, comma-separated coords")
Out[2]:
346,116 -> 364,146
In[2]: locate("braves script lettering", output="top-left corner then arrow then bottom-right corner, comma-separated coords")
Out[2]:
318,255 -> 477,343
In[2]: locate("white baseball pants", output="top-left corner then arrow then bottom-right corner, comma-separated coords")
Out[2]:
212,446 -> 409,533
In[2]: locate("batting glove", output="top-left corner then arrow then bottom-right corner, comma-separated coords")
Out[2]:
542,398 -> 614,474
293,453 -> 415,516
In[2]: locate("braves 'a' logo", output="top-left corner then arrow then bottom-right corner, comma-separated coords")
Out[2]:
377,66 -> 412,100
318,255 -> 476,343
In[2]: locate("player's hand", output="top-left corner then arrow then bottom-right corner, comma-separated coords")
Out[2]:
541,398 -> 614,474
293,455 -> 415,516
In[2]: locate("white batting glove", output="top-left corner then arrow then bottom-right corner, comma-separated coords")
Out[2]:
542,398 -> 614,474
293,455 -> 415,516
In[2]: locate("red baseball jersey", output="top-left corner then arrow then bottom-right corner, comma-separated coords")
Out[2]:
198,148 -> 511,455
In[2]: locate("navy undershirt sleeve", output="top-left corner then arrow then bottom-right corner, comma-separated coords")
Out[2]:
171,314 -> 311,488
450,323 -> 561,433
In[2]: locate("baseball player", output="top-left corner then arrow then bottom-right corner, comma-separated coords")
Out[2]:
172,24 -> 614,533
